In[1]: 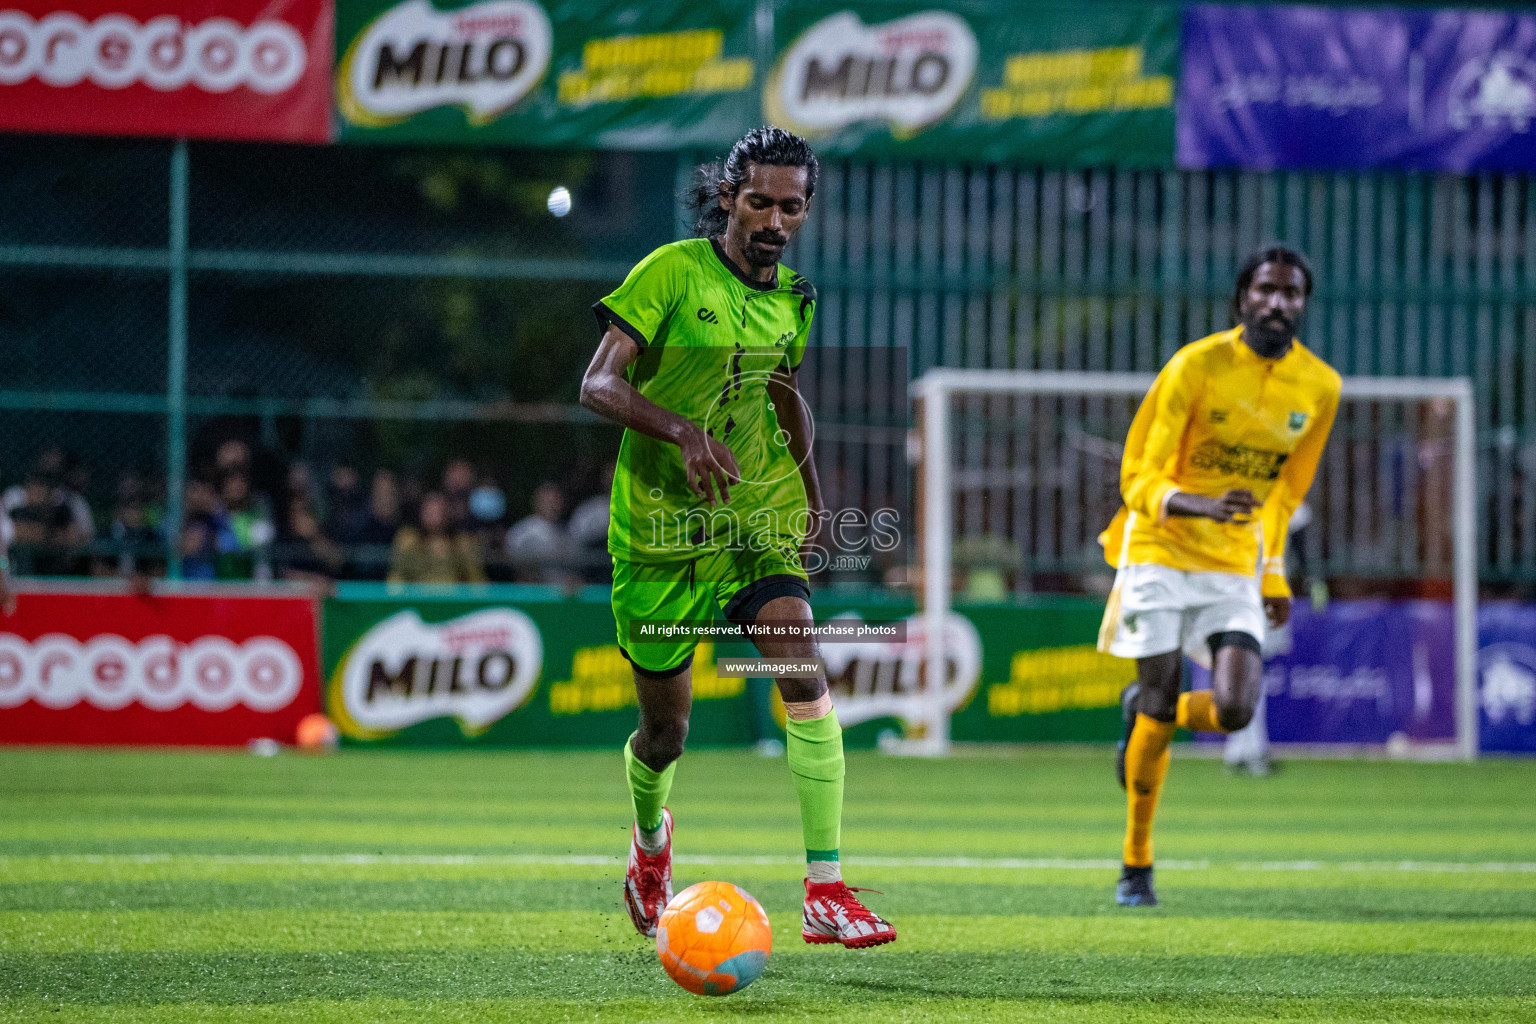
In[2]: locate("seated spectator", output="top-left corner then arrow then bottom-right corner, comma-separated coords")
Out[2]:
442,458 -> 476,532
106,488 -> 163,578
469,472 -> 507,534
3,445 -> 94,544
179,479 -> 220,581
388,491 -> 486,584
285,461 -> 318,513
325,463 -> 366,538
567,461 -> 614,583
9,470 -> 89,576
61,450 -> 96,534
506,481 -> 569,584
0,501 -> 14,613
468,472 -> 509,578
215,439 -> 252,476
336,469 -> 403,579
276,497 -> 344,586
213,470 -> 275,580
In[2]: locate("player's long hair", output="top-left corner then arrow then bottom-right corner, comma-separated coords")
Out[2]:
687,127 -> 819,238
1231,246 -> 1314,323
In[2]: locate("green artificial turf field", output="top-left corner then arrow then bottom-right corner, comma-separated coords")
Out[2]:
1,746 -> 1532,1022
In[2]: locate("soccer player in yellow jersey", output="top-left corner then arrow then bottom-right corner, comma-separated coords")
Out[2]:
1097,247 -> 1341,906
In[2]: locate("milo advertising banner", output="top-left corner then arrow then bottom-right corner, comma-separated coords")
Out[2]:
765,0 -> 1178,164
323,588 -> 765,746
335,0 -> 757,147
322,586 -> 1124,747
333,0 -> 1176,164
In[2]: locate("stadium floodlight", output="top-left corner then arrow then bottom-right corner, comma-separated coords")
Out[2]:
909,369 -> 1478,761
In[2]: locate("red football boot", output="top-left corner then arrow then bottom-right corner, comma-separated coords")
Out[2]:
801,878 -> 897,948
623,808 -> 673,937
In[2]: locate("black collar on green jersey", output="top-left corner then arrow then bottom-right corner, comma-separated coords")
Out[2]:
709,236 -> 777,291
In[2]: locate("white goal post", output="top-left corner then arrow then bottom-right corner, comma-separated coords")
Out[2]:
909,369 -> 1478,761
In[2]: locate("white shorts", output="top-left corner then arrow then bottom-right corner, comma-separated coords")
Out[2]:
1099,563 -> 1265,668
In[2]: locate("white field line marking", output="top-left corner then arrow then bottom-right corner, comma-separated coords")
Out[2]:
10,854 -> 1536,873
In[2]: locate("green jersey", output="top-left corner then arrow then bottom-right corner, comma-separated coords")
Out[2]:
594,237 -> 817,564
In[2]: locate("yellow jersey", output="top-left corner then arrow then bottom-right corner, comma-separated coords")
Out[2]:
1098,326 -> 1341,598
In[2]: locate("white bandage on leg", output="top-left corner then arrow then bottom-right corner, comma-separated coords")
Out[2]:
783,692 -> 833,721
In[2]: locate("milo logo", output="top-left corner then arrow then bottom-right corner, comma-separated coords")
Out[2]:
818,610 -> 981,727
331,608 -> 543,737
338,0 -> 552,126
766,10 -> 977,137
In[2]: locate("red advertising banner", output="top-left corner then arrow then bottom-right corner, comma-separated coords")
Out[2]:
0,0 -> 333,142
0,586 -> 322,746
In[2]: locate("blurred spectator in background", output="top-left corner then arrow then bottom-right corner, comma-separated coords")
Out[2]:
214,439 -> 252,477
179,479 -> 220,581
276,497 -> 344,586
953,534 -> 1022,603
398,471 -> 426,518
0,498 -> 15,614
191,421 -> 284,507
467,470 -> 509,578
284,462 -> 318,518
104,473 -> 163,578
214,469 -> 274,580
388,490 -> 485,584
336,469 -> 403,579
506,481 -> 569,584
3,446 -> 94,544
567,460 -> 613,583
61,451 -> 96,533
325,463 -> 366,538
442,458 -> 476,532
9,469 -> 90,576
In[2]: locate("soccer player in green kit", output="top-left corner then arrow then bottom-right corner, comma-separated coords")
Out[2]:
580,127 -> 896,948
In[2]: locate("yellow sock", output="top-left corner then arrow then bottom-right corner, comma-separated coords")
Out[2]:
1176,690 -> 1225,733
1123,714 -> 1175,868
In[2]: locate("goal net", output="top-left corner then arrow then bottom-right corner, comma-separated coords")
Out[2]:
905,369 -> 1477,760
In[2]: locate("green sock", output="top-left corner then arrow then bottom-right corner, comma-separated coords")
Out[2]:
785,709 -> 845,864
624,735 -> 675,836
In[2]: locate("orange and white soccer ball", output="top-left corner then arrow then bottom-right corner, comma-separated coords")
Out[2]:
294,713 -> 339,752
656,881 -> 772,996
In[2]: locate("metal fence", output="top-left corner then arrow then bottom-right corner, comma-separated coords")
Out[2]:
1,135 -> 1533,587
788,163 -> 1536,587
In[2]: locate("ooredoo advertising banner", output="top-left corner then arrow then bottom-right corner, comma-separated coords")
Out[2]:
0,0 -> 334,142
1179,4 -> 1536,172
0,588 -> 322,745
335,0 -> 758,148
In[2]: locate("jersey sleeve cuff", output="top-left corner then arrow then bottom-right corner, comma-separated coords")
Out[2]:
1261,572 -> 1292,599
1154,485 -> 1181,525
592,301 -> 650,349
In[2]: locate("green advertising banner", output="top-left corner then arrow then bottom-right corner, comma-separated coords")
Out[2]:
765,1 -> 1177,165
333,0 -> 1177,165
336,0 -> 758,148
321,585 -> 1126,748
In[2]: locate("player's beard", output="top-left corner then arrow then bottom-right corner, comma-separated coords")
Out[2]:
1244,310 -> 1297,357
745,231 -> 788,268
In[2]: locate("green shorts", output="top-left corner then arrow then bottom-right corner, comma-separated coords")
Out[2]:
611,545 -> 810,676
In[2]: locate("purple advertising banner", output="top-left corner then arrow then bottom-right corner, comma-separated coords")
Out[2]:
1192,601 -> 1536,754
1265,601 -> 1456,747
1479,603 -> 1536,754
1179,4 -> 1536,172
